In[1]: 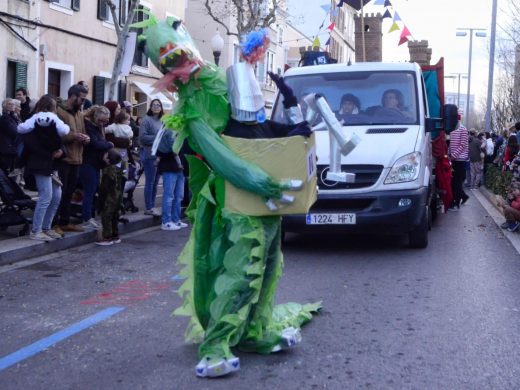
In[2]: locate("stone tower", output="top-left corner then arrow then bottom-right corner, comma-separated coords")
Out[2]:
407,40 -> 432,66
354,13 -> 382,62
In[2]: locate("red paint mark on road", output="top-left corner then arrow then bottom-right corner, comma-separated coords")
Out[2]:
81,280 -> 171,306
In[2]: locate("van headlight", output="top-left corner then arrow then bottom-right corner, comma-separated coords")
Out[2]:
384,152 -> 421,184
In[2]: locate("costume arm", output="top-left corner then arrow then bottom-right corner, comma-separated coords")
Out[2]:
188,118 -> 283,199
17,116 -> 37,134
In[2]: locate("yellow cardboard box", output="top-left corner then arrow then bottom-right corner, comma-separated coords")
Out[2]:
222,133 -> 317,216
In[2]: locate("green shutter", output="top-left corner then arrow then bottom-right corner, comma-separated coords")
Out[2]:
15,62 -> 28,91
118,80 -> 127,102
72,0 -> 80,11
92,75 -> 106,105
97,0 -> 108,21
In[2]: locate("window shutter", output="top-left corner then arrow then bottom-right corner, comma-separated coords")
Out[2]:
72,0 -> 80,11
118,80 -> 127,102
92,76 -> 106,105
119,0 -> 127,26
97,0 -> 108,21
15,62 -> 28,90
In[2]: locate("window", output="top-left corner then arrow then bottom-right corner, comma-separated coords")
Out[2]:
272,71 -> 419,126
6,60 -> 28,98
98,0 -> 129,25
47,69 -> 61,98
47,0 -> 80,11
132,5 -> 149,67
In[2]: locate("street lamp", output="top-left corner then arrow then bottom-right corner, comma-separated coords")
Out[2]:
485,0 -> 498,132
456,28 -> 486,128
444,73 -> 468,108
211,30 -> 224,66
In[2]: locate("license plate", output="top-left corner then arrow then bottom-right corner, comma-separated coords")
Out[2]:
306,213 -> 356,225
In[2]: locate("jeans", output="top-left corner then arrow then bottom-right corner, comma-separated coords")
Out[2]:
79,164 -> 100,222
140,148 -> 158,211
161,171 -> 185,224
469,161 -> 482,188
56,162 -> 79,226
33,174 -> 62,233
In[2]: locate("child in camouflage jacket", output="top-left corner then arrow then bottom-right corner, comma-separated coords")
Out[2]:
96,149 -> 123,245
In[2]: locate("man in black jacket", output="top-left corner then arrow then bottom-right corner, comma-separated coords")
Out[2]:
15,88 -> 33,122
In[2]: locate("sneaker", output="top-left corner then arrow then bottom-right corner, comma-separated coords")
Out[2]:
59,224 -> 84,233
95,239 -> 114,246
461,196 -> 469,205
43,229 -> 63,239
507,221 -> 520,232
8,168 -> 22,178
111,236 -> 122,244
144,208 -> 161,217
82,218 -> 101,229
52,225 -> 64,236
30,231 -> 54,242
161,222 -> 181,231
501,221 -> 511,229
195,356 -> 240,378
175,221 -> 188,228
447,206 -> 459,212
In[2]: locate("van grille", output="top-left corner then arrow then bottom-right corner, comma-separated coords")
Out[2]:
366,127 -> 408,134
317,164 -> 384,190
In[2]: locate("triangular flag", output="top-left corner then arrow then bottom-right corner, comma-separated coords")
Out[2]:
327,22 -> 336,31
320,4 -> 331,13
384,0 -> 392,7
381,9 -> 392,19
337,0 -> 345,8
388,22 -> 400,33
373,0 -> 385,5
393,12 -> 401,22
398,26 -> 412,46
332,9 -> 338,17
312,36 -> 321,48
325,37 -> 331,46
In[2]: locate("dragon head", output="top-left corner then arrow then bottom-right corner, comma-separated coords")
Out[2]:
133,12 -> 204,89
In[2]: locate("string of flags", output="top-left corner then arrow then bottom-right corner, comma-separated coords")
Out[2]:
312,0 -> 414,50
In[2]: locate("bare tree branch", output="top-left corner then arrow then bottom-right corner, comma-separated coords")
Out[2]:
107,0 -> 121,36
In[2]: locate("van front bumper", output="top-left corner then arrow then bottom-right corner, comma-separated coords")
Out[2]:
282,187 -> 429,235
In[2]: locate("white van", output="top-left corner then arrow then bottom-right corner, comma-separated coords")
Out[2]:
271,62 -> 456,248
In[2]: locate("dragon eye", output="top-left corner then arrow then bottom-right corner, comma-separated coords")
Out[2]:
172,20 -> 181,30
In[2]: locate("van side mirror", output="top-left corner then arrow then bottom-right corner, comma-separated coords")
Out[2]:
443,104 -> 459,133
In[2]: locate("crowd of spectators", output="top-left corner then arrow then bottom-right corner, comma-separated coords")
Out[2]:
0,84 -> 187,244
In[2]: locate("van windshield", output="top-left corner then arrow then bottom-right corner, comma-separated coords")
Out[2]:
271,71 -> 419,127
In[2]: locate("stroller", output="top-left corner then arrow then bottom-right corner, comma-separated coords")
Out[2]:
0,169 -> 35,236
122,149 -> 143,213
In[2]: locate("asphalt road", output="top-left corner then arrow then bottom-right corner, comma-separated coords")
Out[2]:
1,190 -> 520,389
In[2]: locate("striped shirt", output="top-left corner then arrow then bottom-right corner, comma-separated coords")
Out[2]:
449,124 -> 469,161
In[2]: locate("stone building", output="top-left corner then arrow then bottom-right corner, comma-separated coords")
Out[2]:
354,13 -> 382,62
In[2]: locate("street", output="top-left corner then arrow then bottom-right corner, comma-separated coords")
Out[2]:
1,191 -> 520,389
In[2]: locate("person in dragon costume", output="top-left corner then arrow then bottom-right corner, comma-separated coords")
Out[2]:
133,13 -> 321,378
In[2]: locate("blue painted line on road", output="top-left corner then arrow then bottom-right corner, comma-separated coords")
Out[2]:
171,274 -> 185,281
0,306 -> 125,372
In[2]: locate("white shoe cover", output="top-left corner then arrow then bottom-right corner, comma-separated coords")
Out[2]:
195,356 -> 240,378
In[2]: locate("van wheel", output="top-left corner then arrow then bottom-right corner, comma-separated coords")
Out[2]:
409,207 -> 428,248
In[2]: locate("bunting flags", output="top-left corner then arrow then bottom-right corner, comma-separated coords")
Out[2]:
327,22 -> 336,31
374,0 -> 414,46
325,37 -> 331,46
312,36 -> 321,48
381,9 -> 392,19
398,26 -> 412,46
388,22 -> 400,33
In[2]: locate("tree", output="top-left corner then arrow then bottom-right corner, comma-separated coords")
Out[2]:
203,0 -> 282,42
106,0 -> 141,101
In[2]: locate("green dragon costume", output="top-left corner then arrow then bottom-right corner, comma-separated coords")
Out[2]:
134,13 -> 321,377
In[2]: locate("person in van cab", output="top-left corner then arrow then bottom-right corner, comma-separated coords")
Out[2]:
382,89 -> 405,111
338,93 -> 361,116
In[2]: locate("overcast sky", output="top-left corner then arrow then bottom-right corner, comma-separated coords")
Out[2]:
286,0 -> 506,106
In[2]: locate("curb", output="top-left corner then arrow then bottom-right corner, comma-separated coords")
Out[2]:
0,214 -> 161,266
474,186 -> 520,254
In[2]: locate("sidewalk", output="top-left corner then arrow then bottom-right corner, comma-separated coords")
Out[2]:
0,212 -> 161,266
474,186 -> 520,254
